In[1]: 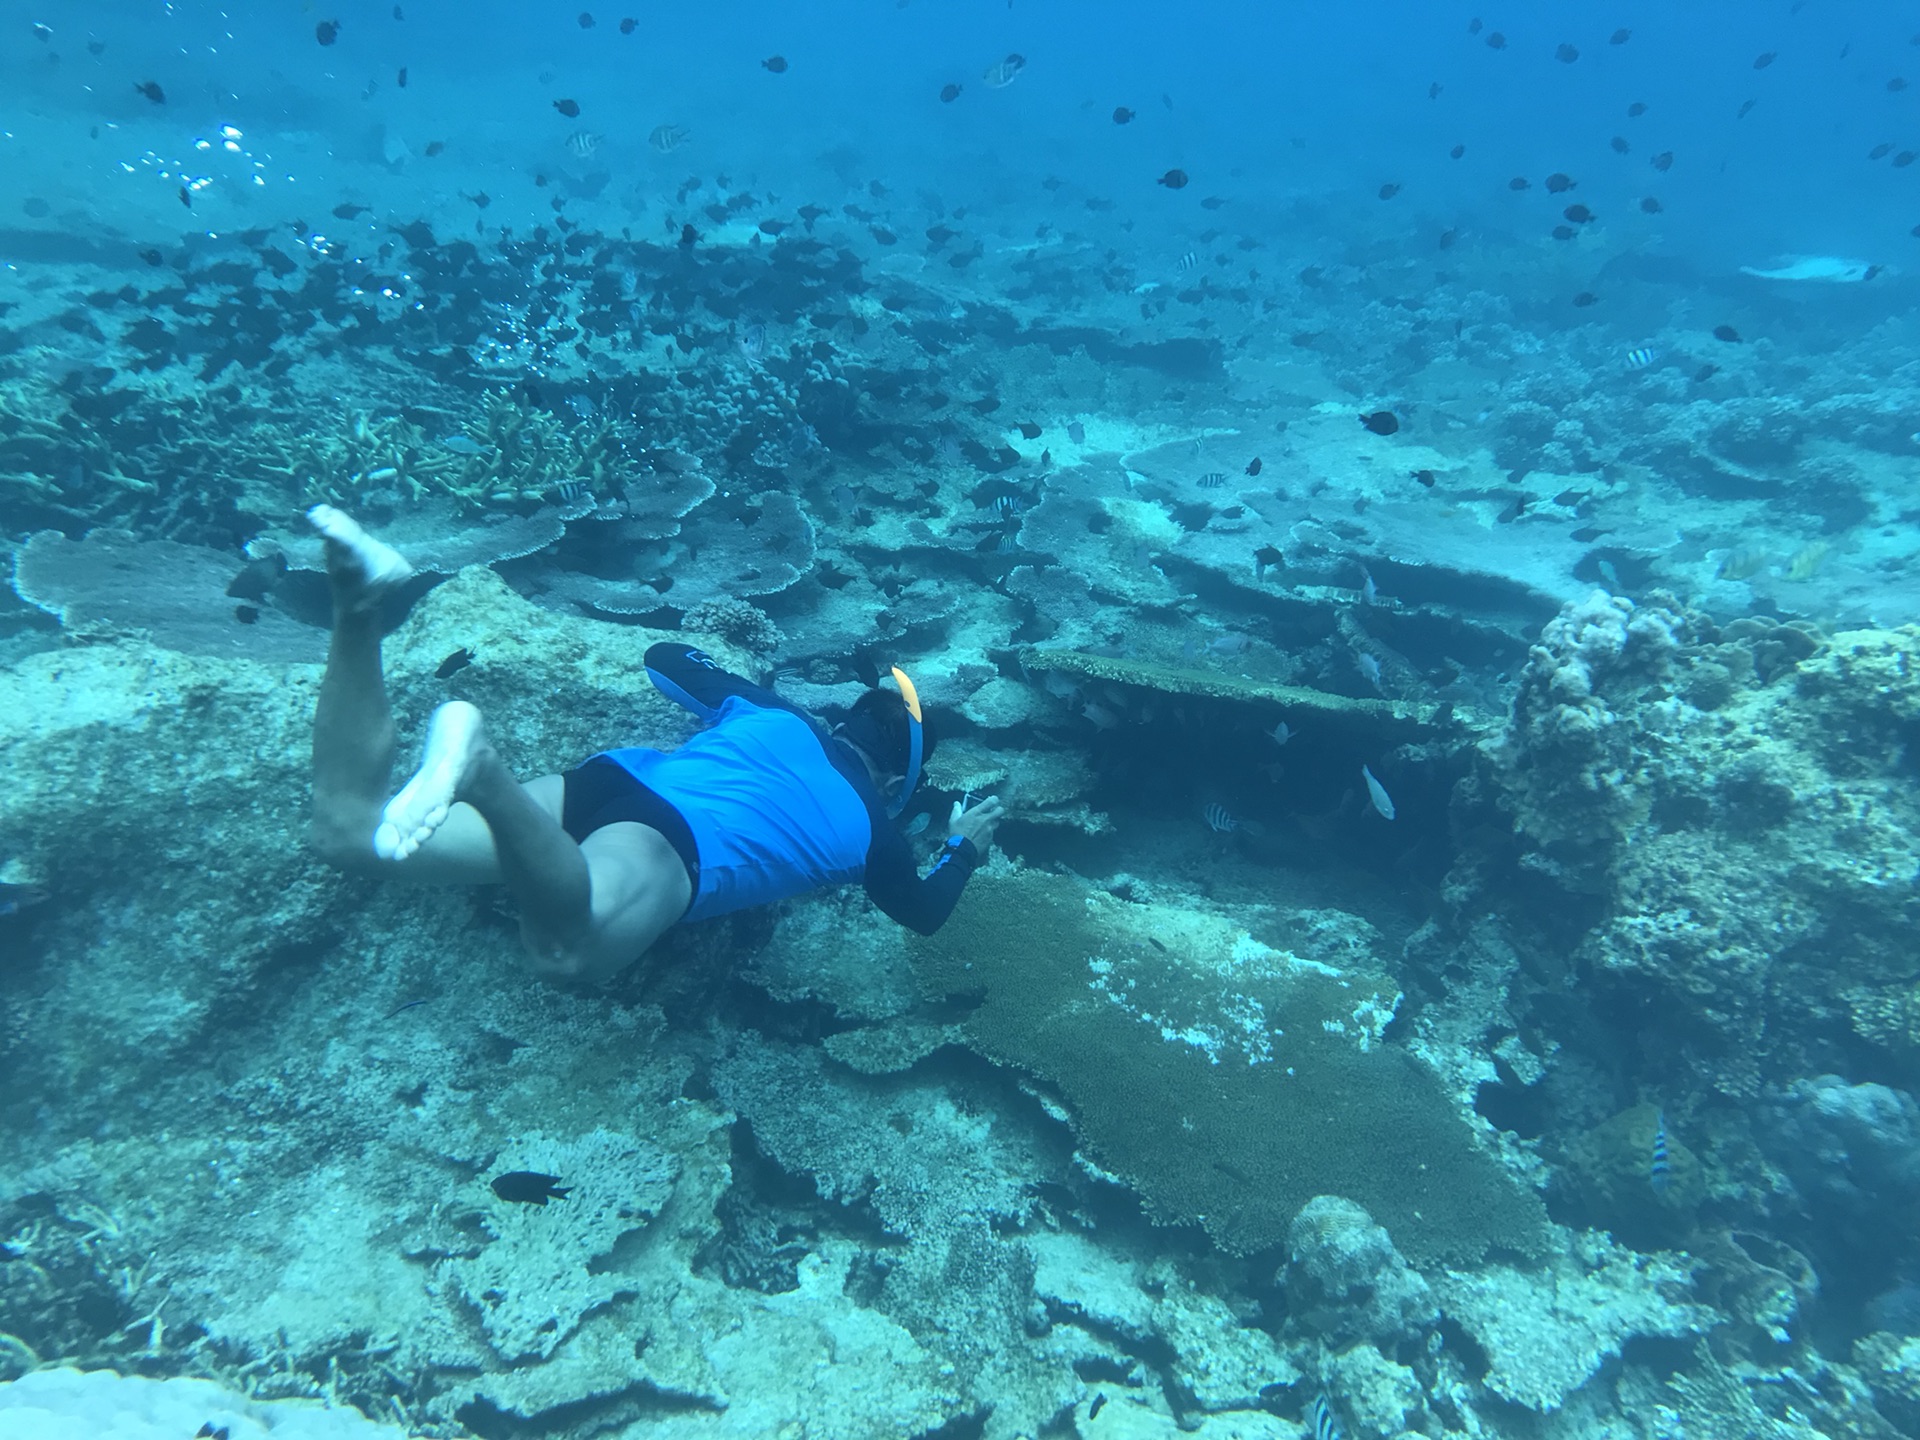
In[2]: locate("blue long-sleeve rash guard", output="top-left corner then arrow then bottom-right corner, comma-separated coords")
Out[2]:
586,643 -> 978,933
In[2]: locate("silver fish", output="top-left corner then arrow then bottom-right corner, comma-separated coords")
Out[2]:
438,433 -> 492,456
1267,721 -> 1293,747
1361,764 -> 1395,820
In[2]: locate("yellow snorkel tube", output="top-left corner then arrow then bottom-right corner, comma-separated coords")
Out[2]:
887,665 -> 925,819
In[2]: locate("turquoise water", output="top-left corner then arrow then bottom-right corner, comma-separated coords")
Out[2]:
3,4 -> 1919,1438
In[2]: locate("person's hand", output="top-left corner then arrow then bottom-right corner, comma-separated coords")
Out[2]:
949,795 -> 1005,853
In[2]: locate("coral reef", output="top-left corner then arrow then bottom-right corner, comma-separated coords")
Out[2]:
0,1367 -> 410,1439
1284,1195 -> 1437,1346
911,871 -> 1549,1263
1432,1235 -> 1710,1412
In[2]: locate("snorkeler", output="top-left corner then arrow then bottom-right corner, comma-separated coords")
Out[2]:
306,505 -> 1002,983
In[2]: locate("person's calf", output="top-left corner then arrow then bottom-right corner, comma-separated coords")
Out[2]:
310,803 -> 383,874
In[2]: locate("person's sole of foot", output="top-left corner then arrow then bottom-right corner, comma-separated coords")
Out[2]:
376,701 -> 486,861
307,504 -> 414,602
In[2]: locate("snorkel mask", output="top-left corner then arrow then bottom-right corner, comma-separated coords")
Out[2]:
886,665 -> 925,819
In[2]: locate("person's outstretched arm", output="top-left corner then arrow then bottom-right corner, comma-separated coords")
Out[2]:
865,797 -> 1003,935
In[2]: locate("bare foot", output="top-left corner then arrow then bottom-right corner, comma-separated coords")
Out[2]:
376,701 -> 488,861
307,504 -> 414,611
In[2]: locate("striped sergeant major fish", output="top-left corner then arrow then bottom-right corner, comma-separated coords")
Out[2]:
1650,1109 -> 1672,1195
1203,802 -> 1239,833
1625,346 -> 1658,369
1312,1394 -> 1345,1440
1176,251 -> 1199,273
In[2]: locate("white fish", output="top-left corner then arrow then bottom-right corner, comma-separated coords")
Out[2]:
1360,568 -> 1378,605
982,52 -> 1026,88
1267,721 -> 1293,747
1738,255 -> 1879,283
1361,764 -> 1395,820
1357,652 -> 1382,689
1081,701 -> 1119,730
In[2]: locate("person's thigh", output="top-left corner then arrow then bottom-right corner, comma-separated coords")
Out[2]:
389,774 -> 566,884
559,822 -> 693,980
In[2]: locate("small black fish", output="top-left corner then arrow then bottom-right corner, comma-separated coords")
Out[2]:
1468,17 -> 1482,33
1438,227 -> 1457,248
1694,363 -> 1720,382
492,1171 -> 571,1205
1359,410 -> 1399,436
1378,182 -> 1401,200
1737,98 -> 1757,117
397,66 -> 408,88
1627,101 -> 1648,117
1016,420 -> 1042,439
1485,31 -> 1506,49
1898,151 -> 1918,168
1113,106 -> 1134,124
1450,143 -> 1465,159
139,247 -> 165,266
1496,493 -> 1530,523
1564,203 -> 1594,223
1651,150 -> 1674,171
1157,168 -> 1189,189
332,202 -> 370,219
226,552 -> 286,602
1753,51 -> 1776,69
178,185 -> 192,209
1428,81 -> 1442,99
1089,1394 -> 1107,1420
1412,468 -> 1436,487
1713,324 -> 1742,342
679,222 -> 698,246
316,19 -> 340,45
554,97 -> 580,117
234,604 -> 260,625
1572,290 -> 1599,306
1611,27 -> 1631,44
1545,172 -> 1575,193
1555,42 -> 1579,63
425,140 -> 445,157
1552,225 -> 1575,240
1508,176 -> 1530,191
1872,142 -> 1896,159
135,80 -> 166,104
1640,196 -> 1662,213
1611,135 -> 1630,153
578,10 -> 596,27
939,82 -> 962,102
762,55 -> 788,72
1245,456 -> 1262,476
1893,77 -> 1911,92
620,16 -> 637,33
436,647 -> 475,679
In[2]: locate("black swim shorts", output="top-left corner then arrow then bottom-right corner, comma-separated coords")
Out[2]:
561,756 -> 701,895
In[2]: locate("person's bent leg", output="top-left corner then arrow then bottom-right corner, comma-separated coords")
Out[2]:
382,701 -> 599,949
309,505 -> 412,870
307,506 -> 540,885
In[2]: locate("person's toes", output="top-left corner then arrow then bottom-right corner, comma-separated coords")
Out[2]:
307,504 -> 415,591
